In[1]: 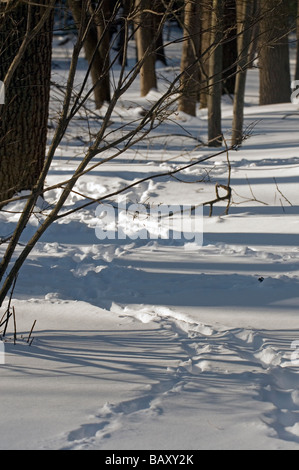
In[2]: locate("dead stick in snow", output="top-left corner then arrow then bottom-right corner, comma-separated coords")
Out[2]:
13,306 -> 17,345
27,320 -> 36,344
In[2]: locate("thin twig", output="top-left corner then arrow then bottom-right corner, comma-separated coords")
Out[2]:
13,306 -> 16,345
27,320 -> 36,344
246,176 -> 269,206
273,177 -> 293,206
1,275 -> 17,336
223,135 -> 232,215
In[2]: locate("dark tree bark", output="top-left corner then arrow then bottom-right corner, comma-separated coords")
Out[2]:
92,0 -> 111,105
208,0 -> 223,146
114,0 -> 133,66
232,0 -> 255,147
134,0 -> 157,97
178,0 -> 201,116
222,0 -> 237,95
153,0 -> 167,66
199,0 -> 212,108
0,1 -> 54,203
259,0 -> 291,105
248,0 -> 259,67
69,0 -> 111,109
155,27 -> 167,66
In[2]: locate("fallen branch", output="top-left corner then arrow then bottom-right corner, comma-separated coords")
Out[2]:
203,183 -> 232,217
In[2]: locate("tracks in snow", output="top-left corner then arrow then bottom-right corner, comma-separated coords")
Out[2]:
59,306 -> 299,450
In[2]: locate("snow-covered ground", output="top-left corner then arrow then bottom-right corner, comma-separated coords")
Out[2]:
1,31 -> 299,450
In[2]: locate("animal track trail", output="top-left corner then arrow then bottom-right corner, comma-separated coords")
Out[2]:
228,328 -> 299,444
162,312 -> 299,445
60,356 -> 187,449
57,307 -> 299,450
259,365 -> 299,444
61,383 -> 181,450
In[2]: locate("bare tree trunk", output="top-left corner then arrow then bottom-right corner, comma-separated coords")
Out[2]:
71,0 -> 113,109
0,0 -> 54,203
178,0 -> 201,116
134,0 -> 157,96
199,0 -> 212,108
232,0 -> 254,147
222,0 -> 237,96
208,0 -> 223,147
259,0 -> 291,105
153,0 -> 167,65
92,0 -> 111,106
113,0 -> 133,66
70,0 -> 108,109
248,0 -> 259,67
155,28 -> 167,65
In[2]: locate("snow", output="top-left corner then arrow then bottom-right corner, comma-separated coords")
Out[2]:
1,32 -> 299,450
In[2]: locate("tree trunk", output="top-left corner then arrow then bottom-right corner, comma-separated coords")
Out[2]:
199,0 -> 212,108
178,0 -> 201,116
155,28 -> 167,66
153,0 -> 167,66
222,0 -> 237,95
115,0 -> 133,66
92,0 -> 111,106
134,0 -> 157,97
69,0 -> 111,109
259,0 -> 291,105
208,0 -> 223,147
232,0 -> 255,147
248,0 -> 259,67
0,1 -> 54,203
